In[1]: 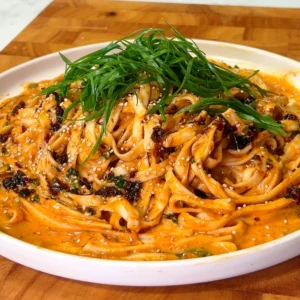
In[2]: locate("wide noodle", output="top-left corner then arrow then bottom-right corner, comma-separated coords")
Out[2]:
0,66 -> 300,261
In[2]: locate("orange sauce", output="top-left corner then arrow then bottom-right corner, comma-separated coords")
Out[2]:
0,71 -> 300,260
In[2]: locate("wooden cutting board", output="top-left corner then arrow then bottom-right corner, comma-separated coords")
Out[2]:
0,1 -> 300,299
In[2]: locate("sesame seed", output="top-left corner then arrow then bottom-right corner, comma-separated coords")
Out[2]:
231,230 -> 236,235
265,225 -> 270,229
284,219 -> 288,224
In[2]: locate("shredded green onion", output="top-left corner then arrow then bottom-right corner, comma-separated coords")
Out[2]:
39,24 -> 285,164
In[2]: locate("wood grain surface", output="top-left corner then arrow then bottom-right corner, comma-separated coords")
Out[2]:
0,0 -> 300,299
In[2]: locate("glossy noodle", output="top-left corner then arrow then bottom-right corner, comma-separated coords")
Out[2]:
0,69 -> 300,261
1,28 -> 300,260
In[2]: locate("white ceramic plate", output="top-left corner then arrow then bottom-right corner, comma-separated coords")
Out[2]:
0,40 -> 300,286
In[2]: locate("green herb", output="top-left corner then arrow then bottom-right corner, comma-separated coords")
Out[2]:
163,213 -> 178,224
67,167 -> 78,178
206,108 -> 226,115
191,159 -> 196,164
66,167 -> 79,192
176,248 -> 211,259
31,195 -> 40,203
29,178 -> 40,186
39,24 -> 284,164
192,249 -> 211,257
83,207 -> 96,216
113,175 -> 125,188
70,185 -> 79,194
234,64 -> 240,69
177,97 -> 286,135
29,83 -> 38,89
1,147 -> 7,154
101,152 -> 111,159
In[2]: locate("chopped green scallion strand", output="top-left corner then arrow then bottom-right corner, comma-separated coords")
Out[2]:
38,24 -> 285,164
177,97 -> 286,135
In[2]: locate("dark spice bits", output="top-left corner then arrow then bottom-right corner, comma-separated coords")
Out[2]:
102,172 -> 142,201
194,189 -> 208,199
52,151 -> 68,165
285,186 -> 300,205
154,143 -> 165,162
18,188 -> 34,198
151,126 -> 166,143
49,178 -> 69,195
50,106 -> 64,133
11,101 -> 25,116
232,134 -> 252,150
284,114 -> 298,121
234,91 -> 256,105
47,92 -> 62,104
230,128 -> 258,150
95,186 -> 122,198
1,147 -> 7,154
212,118 -> 225,131
0,134 -> 9,143
3,170 -> 27,190
79,177 -> 93,190
244,95 -> 256,105
124,181 -> 142,202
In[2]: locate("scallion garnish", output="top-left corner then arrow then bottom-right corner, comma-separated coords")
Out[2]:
39,24 -> 285,164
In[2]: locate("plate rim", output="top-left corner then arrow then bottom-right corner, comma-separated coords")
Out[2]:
0,39 -> 300,284
1,38 -> 300,80
1,224 -> 300,267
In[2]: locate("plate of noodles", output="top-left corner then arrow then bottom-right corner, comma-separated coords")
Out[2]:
0,26 -> 300,286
